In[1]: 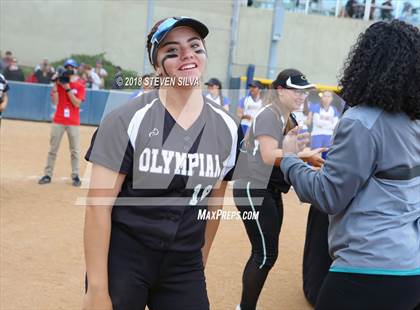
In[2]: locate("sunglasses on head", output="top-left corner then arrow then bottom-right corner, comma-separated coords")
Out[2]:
150,17 -> 186,65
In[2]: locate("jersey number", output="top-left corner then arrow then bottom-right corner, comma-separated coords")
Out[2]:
189,184 -> 213,206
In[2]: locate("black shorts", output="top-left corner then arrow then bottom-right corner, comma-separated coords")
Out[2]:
86,223 -> 209,310
316,272 -> 420,310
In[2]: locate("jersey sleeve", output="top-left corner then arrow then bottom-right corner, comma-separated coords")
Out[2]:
85,111 -> 133,175
223,124 -> 244,181
281,118 -> 377,214
253,108 -> 283,141
0,74 -> 9,92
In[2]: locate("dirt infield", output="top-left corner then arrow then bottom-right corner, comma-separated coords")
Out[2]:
0,119 -> 312,310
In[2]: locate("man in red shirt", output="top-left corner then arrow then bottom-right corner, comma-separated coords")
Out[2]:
38,59 -> 86,186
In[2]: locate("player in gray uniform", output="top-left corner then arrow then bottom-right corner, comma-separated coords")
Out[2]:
233,69 -> 324,310
83,17 -> 241,310
281,20 -> 420,309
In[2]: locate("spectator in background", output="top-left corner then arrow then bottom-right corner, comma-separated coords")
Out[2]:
130,73 -> 156,99
94,59 -> 108,88
344,0 -> 358,17
112,66 -> 123,89
25,68 -> 39,83
0,73 -> 10,126
3,57 -> 24,82
77,63 -> 88,86
204,78 -> 230,111
0,51 -> 13,74
381,0 -> 393,20
400,2 -> 416,22
85,64 -> 101,90
237,80 -> 264,135
34,59 -> 54,84
306,90 -> 339,149
38,58 -> 86,187
34,58 -> 55,73
293,99 -> 310,134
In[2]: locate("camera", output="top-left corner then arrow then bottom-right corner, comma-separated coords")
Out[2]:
51,67 -> 74,84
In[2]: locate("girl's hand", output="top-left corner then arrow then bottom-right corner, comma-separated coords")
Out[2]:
282,127 -> 310,155
299,148 -> 327,168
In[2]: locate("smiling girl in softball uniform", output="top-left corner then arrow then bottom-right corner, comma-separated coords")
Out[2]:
83,17 -> 242,310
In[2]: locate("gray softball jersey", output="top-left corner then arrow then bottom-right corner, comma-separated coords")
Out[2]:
86,90 -> 241,252
241,104 -> 295,192
281,105 -> 420,276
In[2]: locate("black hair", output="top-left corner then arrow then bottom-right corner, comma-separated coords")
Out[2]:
339,20 -> 420,120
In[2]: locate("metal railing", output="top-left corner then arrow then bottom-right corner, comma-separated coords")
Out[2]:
252,0 -> 419,25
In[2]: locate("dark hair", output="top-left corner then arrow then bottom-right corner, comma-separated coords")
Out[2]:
260,75 -> 295,134
339,20 -> 420,120
263,68 -> 305,108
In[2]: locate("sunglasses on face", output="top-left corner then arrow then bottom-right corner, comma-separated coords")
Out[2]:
290,89 -> 309,96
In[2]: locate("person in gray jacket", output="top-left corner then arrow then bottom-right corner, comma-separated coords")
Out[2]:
281,20 -> 420,310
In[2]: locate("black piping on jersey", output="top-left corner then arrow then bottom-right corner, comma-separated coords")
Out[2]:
166,123 -> 206,193
162,109 -> 206,146
288,113 -> 298,134
166,124 -> 206,191
375,164 -> 420,180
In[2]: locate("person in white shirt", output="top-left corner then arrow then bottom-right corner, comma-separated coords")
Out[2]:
237,80 -> 264,135
306,90 -> 339,148
95,60 -> 108,89
204,78 -> 230,111
293,101 -> 310,133
85,64 -> 102,90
